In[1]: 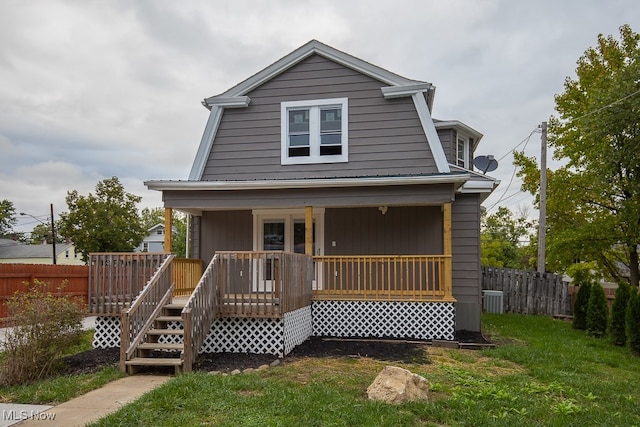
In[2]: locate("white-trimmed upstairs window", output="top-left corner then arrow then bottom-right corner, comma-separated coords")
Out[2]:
281,98 -> 348,165
456,135 -> 470,168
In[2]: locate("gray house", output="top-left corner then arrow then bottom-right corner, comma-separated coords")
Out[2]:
135,223 -> 167,253
139,40 -> 496,363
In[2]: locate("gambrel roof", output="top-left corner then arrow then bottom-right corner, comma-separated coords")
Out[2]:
147,40 -> 498,201
188,40 -> 449,180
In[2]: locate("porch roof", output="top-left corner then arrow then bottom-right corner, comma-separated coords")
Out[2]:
145,173 -> 470,192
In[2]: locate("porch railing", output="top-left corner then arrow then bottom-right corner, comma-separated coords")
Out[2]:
312,255 -> 454,301
181,254 -> 221,372
120,254 -> 175,371
173,258 -> 203,297
215,251 -> 314,317
88,252 -> 170,315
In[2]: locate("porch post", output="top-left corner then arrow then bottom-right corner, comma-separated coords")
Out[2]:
305,206 -> 313,256
443,203 -> 453,300
164,208 -> 173,253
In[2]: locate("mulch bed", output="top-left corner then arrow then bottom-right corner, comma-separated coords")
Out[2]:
60,331 -> 491,376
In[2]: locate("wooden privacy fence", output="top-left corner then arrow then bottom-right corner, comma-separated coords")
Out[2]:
482,266 -> 571,316
0,263 -> 89,319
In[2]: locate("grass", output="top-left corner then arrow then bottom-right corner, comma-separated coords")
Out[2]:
0,329 -> 125,405
87,314 -> 640,427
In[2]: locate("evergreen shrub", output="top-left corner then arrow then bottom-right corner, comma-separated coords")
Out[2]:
627,288 -> 640,354
573,282 -> 591,330
586,283 -> 608,338
610,282 -> 631,346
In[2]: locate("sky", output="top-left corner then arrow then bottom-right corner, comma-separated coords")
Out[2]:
1,0 -> 639,234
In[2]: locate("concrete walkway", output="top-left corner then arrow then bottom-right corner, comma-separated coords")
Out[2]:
14,375 -> 170,427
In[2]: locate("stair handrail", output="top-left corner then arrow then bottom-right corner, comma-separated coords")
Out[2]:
120,254 -> 175,371
182,254 -> 220,372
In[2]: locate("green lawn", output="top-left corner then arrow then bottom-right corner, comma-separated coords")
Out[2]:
87,314 -> 640,426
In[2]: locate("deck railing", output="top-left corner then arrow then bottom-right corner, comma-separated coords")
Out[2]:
173,258 -> 203,297
181,254 -> 221,372
120,254 -> 175,371
215,251 -> 314,317
312,255 -> 454,301
88,252 -> 170,315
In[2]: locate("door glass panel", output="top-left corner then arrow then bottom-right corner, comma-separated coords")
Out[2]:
263,221 -> 284,280
263,222 -> 284,250
293,220 -> 315,255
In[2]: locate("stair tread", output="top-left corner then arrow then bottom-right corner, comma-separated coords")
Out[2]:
156,315 -> 182,322
138,342 -> 184,350
147,328 -> 184,335
164,303 -> 186,310
125,357 -> 183,366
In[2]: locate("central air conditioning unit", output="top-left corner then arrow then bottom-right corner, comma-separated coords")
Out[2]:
482,290 -> 504,314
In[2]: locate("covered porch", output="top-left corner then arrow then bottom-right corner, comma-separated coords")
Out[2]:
89,249 -> 455,371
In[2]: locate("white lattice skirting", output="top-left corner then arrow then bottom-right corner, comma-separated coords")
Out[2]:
93,306 -> 313,358
312,300 -> 455,341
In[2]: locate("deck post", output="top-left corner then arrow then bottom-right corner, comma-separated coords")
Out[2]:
305,206 -> 313,256
443,203 -> 453,300
164,208 -> 173,253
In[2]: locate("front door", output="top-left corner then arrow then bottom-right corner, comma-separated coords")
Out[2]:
254,209 -> 324,291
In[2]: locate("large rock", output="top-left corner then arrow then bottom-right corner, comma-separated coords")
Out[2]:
366,366 -> 429,404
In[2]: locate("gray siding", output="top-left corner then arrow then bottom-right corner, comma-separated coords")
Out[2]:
201,54 -> 439,180
451,193 -> 481,331
324,206 -> 443,255
163,184 -> 454,211
198,210 -> 253,263
437,128 -> 455,166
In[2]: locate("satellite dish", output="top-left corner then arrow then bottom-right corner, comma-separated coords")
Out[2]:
473,155 -> 498,174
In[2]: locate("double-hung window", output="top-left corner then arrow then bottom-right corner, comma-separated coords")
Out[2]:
281,98 -> 348,164
456,135 -> 469,168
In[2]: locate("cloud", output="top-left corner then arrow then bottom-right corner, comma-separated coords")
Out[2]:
1,0 -> 639,229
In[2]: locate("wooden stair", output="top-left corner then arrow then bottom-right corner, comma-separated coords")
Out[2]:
124,301 -> 186,375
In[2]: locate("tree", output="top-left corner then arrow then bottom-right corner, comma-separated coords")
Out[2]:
626,288 -> 640,354
586,283 -> 608,338
611,281 -> 631,346
573,282 -> 591,330
0,199 -> 17,237
515,25 -> 640,286
481,206 -> 536,269
59,177 -> 147,261
29,221 -> 64,245
139,207 -> 188,257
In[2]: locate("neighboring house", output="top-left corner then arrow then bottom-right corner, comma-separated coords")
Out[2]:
88,40 -> 499,372
0,238 -> 83,265
135,223 -> 167,253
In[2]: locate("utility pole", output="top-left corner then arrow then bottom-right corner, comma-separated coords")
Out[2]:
50,203 -> 57,265
537,122 -> 547,274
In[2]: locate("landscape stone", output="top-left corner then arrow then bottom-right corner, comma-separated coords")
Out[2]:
366,366 -> 429,404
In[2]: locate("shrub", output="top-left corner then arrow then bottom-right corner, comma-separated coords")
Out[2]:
586,283 -> 608,338
610,282 -> 631,346
0,279 -> 86,386
573,282 -> 591,330
627,288 -> 640,354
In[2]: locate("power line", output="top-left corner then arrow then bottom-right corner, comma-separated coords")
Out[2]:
566,87 -> 640,124
496,128 -> 539,163
487,129 -> 537,212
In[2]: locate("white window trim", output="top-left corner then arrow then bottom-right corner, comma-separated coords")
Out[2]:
280,98 -> 348,165
456,134 -> 470,169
